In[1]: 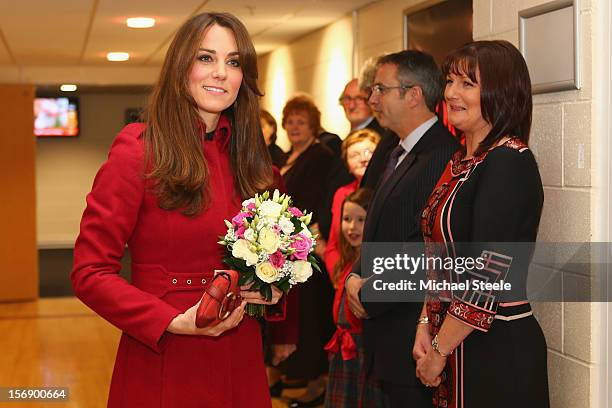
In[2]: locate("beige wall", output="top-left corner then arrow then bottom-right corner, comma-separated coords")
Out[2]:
258,16 -> 354,151
37,92 -> 148,247
0,66 -> 159,86
473,1 -> 601,407
258,0 -> 607,406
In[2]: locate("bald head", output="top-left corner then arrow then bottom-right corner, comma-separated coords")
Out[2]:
339,78 -> 372,130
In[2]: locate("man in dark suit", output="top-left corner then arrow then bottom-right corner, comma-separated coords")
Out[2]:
318,78 -> 390,242
345,50 -> 460,407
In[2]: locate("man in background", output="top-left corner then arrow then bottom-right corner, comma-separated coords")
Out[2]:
318,77 -> 396,243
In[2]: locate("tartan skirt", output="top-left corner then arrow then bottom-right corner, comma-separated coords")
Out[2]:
324,333 -> 388,408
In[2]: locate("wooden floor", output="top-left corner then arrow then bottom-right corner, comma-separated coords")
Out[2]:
0,297 -> 313,408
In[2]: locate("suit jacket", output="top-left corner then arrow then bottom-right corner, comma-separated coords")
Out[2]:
353,120 -> 460,385
319,118 -> 392,240
360,119 -> 400,190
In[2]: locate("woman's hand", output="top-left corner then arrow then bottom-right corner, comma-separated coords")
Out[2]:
412,322 -> 432,362
310,223 -> 326,258
271,344 -> 297,366
167,299 -> 247,337
240,283 -> 283,305
416,348 -> 445,388
314,237 -> 326,258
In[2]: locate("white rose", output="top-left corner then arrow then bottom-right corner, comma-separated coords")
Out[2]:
244,227 -> 256,242
259,227 -> 280,254
242,198 -> 255,208
258,200 -> 282,219
279,216 -> 295,235
232,239 -> 258,266
292,260 -> 313,283
256,262 -> 280,283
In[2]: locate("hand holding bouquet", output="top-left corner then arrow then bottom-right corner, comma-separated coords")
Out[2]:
219,189 -> 320,316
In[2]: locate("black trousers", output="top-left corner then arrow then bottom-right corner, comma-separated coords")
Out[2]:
381,380 -> 432,408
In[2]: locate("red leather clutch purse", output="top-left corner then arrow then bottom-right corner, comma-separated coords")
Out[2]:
195,269 -> 242,328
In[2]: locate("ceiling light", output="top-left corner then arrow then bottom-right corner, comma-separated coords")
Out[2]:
60,84 -> 77,92
126,17 -> 155,28
107,52 -> 129,62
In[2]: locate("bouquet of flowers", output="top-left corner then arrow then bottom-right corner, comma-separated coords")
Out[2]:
218,189 -> 320,317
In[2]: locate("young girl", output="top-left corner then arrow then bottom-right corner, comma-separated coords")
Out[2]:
324,188 -> 387,408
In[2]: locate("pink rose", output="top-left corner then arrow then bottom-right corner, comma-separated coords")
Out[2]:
271,224 -> 282,234
232,211 -> 250,227
290,233 -> 312,260
269,250 -> 285,269
246,202 -> 256,212
236,225 -> 247,238
287,207 -> 303,217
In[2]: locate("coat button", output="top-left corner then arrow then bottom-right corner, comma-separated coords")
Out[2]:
187,279 -> 192,285
172,278 -> 177,284
201,278 -> 207,284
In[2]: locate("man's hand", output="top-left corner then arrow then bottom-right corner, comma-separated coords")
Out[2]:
345,275 -> 369,319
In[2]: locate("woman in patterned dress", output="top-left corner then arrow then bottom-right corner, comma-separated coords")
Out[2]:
413,40 -> 550,408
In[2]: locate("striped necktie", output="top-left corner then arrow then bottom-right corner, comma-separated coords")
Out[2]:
381,144 -> 406,184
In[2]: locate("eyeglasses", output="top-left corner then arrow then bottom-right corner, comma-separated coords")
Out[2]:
339,95 -> 369,105
347,148 -> 374,161
371,83 -> 415,96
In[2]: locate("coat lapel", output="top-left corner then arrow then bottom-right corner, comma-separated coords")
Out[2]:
363,122 -> 442,241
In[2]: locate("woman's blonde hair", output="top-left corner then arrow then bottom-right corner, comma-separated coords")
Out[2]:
340,128 -> 381,165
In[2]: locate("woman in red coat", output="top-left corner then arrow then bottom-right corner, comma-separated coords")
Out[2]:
72,12 -> 283,407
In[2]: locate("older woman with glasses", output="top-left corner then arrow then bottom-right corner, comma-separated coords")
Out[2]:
324,128 -> 380,279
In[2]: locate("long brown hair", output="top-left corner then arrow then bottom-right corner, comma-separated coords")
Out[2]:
144,12 -> 272,216
334,188 -> 373,285
441,40 -> 532,155
259,109 -> 278,144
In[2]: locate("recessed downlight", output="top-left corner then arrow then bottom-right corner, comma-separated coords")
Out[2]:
126,17 -> 155,28
107,52 -> 129,62
60,84 -> 77,92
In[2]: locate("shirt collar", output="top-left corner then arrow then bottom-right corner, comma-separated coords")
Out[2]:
351,116 -> 375,132
399,116 -> 438,154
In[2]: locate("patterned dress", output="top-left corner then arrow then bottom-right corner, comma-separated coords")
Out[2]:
324,264 -> 388,408
420,138 -> 550,408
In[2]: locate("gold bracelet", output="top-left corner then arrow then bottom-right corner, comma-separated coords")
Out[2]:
431,334 -> 452,357
417,316 -> 429,325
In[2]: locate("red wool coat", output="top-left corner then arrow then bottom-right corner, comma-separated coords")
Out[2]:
72,116 -> 271,407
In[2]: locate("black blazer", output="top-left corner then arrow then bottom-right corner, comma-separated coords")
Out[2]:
354,120 -> 460,385
360,119 -> 400,190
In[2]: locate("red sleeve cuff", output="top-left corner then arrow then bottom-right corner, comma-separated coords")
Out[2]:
447,299 -> 495,332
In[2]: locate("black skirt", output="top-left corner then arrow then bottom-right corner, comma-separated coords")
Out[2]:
433,305 -> 550,408
282,256 -> 335,380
